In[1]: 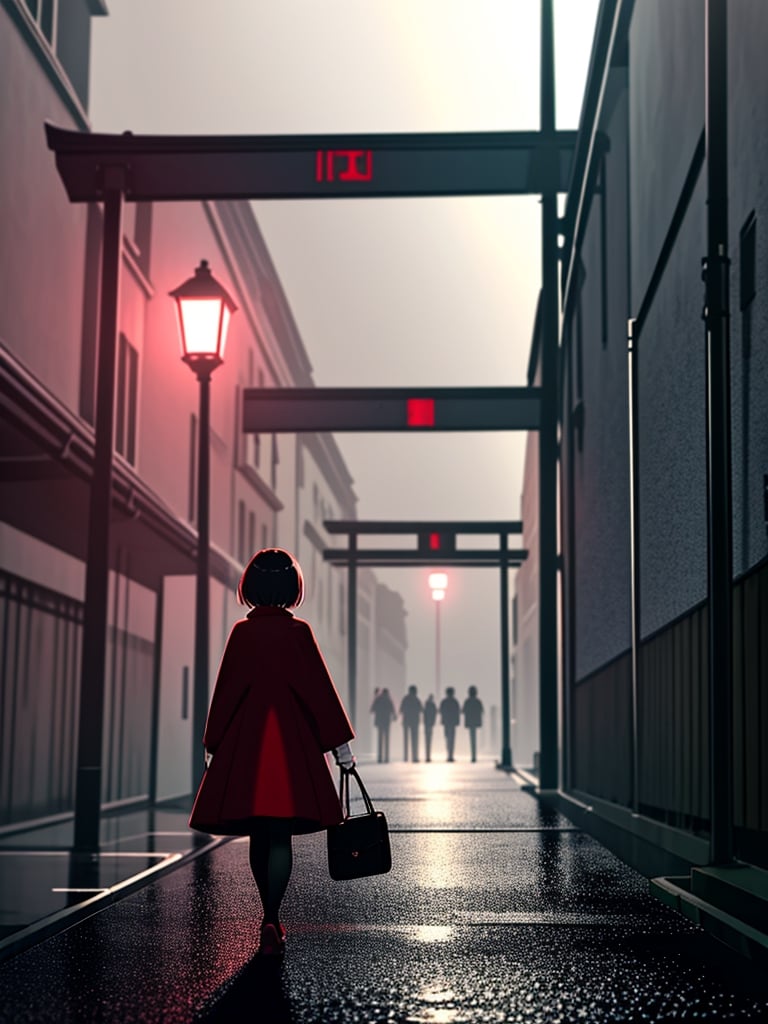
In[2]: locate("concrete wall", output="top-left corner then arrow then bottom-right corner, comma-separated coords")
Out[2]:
728,0 -> 768,575
0,3 -> 89,408
570,67 -> 633,678
628,0 -> 705,313
636,177 -> 708,637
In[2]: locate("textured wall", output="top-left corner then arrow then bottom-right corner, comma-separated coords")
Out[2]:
570,68 -> 633,681
0,7 -> 88,410
628,0 -> 705,313
636,176 -> 708,638
728,0 -> 768,575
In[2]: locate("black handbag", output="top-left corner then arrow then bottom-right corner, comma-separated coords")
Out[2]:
327,767 -> 392,880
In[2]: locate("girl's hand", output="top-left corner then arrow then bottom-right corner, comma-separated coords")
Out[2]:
333,742 -> 355,770
204,750 -> 213,769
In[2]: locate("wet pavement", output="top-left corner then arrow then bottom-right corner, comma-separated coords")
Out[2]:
0,802 -> 216,946
1,762 -> 767,1022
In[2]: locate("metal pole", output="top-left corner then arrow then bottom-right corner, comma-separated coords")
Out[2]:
191,368 -> 212,794
73,176 -> 124,852
500,532 -> 513,770
704,0 -> 734,865
561,318 -> 576,792
538,0 -> 559,790
628,319 -> 641,813
435,599 -> 441,701
347,532 -> 357,727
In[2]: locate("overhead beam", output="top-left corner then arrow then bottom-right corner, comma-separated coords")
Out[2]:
323,549 -> 527,567
45,125 -> 577,202
324,519 -> 523,534
243,387 -> 540,433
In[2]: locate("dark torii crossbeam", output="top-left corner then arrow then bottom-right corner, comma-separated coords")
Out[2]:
323,520 -> 525,769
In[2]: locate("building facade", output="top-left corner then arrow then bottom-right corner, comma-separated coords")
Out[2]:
0,0 -> 405,830
516,0 -> 767,874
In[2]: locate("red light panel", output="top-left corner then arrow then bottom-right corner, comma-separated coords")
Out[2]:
315,149 -> 373,182
407,398 -> 435,427
429,533 -> 441,550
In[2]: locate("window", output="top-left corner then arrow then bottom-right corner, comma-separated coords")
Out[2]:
237,501 -> 246,563
248,511 -> 256,559
188,414 -> 197,523
740,212 -> 756,359
339,584 -> 346,635
270,434 -> 279,490
24,0 -> 57,46
134,203 -> 153,277
115,333 -> 138,465
599,155 -> 608,349
573,263 -> 586,453
243,355 -> 262,470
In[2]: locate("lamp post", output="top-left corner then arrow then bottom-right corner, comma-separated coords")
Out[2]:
428,572 -> 448,701
170,260 -> 237,794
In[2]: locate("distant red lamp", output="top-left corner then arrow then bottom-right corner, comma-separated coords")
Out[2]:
429,572 -> 448,599
170,259 -> 237,373
170,260 -> 237,792
428,572 -> 449,698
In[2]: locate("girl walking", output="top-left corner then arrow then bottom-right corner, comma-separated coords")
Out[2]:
189,548 -> 355,955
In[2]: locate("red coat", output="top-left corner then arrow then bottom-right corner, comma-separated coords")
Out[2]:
188,607 -> 354,835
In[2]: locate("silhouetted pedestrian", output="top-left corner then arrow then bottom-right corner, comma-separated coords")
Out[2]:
423,695 -> 437,761
370,687 -> 396,763
439,687 -> 460,761
189,548 -> 355,957
462,685 -> 484,762
399,685 -> 423,762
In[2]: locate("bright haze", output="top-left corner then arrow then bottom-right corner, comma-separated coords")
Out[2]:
89,0 -> 599,743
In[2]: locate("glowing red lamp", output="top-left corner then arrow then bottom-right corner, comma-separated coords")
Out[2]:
429,572 -> 448,602
169,259 -> 237,374
169,260 -> 237,791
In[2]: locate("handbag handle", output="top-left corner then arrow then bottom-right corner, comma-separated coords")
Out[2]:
338,766 -> 375,818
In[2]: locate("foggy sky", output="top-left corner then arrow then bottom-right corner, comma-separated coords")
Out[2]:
89,1 -> 599,734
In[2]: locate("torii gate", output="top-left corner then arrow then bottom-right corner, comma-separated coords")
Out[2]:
47,1 -> 564,849
321,519 -> 527,770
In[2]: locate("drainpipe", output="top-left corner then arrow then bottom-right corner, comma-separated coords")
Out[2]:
538,0 -> 560,792
703,0 -> 734,865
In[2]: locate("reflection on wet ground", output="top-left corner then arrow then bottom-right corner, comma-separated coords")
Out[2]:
1,762 -> 766,1022
0,802 -> 204,943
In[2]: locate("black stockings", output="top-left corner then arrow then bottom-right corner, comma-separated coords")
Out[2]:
248,822 -> 293,926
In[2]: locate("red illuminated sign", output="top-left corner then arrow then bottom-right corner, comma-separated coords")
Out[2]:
429,533 -> 441,550
47,125 -> 578,202
406,398 -> 435,427
315,149 -> 373,183
242,387 -> 541,433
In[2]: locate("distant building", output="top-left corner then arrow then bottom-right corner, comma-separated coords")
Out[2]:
0,0 -> 405,830
515,0 -> 768,872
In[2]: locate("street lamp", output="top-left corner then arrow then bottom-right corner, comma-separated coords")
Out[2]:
428,572 -> 448,701
170,260 -> 237,794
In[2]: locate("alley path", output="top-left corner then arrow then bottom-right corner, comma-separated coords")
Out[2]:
1,763 -> 766,1022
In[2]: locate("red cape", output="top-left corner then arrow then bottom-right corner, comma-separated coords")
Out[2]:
189,607 -> 354,835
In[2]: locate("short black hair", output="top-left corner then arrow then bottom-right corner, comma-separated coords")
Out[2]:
237,548 -> 305,609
